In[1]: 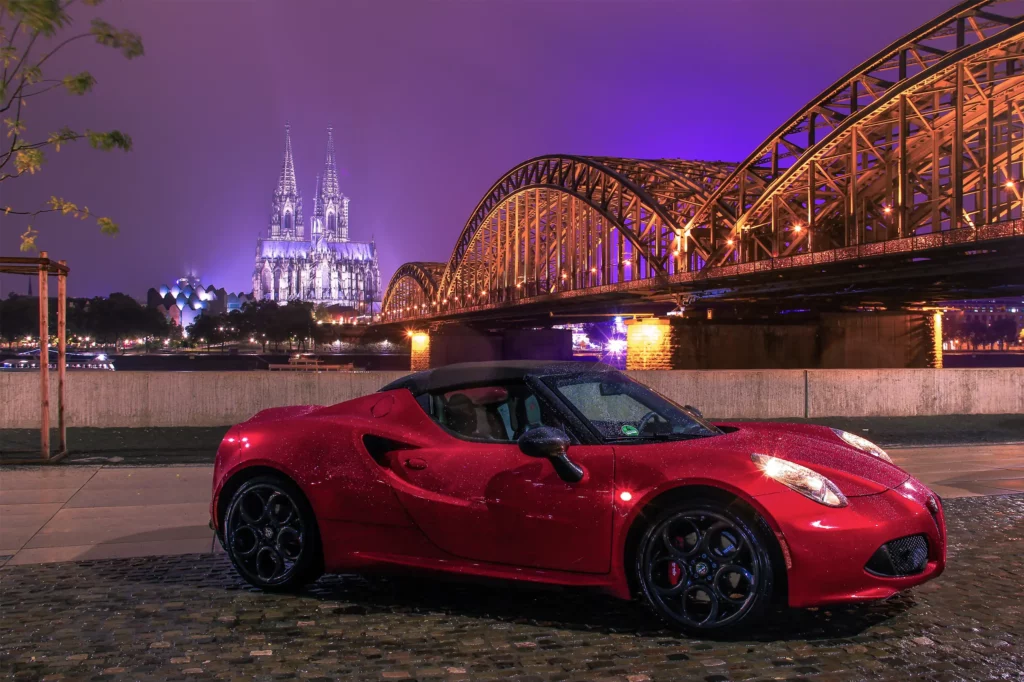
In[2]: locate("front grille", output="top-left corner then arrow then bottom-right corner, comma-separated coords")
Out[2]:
865,534 -> 929,577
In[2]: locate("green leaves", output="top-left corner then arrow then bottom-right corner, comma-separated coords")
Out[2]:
14,146 -> 43,174
86,129 -> 132,152
2,0 -> 141,251
22,65 -> 42,84
0,45 -> 17,70
4,0 -> 70,37
62,72 -> 97,95
19,226 -> 39,252
4,117 -> 26,138
90,19 -> 143,59
46,126 -> 79,151
97,217 -> 118,236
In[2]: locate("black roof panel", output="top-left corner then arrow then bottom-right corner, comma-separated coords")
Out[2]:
379,360 -> 617,395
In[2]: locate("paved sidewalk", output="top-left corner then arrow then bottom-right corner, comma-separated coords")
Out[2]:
1,443 -> 1022,567
0,465 -> 217,566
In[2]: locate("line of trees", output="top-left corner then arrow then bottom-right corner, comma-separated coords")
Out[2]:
1,294 -> 383,354
944,316 -> 1021,350
186,300 -> 373,353
0,293 -> 169,349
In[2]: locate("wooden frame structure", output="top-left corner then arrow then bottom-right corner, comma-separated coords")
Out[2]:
0,251 -> 69,462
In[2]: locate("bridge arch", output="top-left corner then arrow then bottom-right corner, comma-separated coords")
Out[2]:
684,0 -> 1024,268
735,20 -> 1024,263
432,155 -> 730,309
380,262 -> 445,322
380,0 -> 1024,323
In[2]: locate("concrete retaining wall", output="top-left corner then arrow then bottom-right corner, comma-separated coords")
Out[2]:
1,368 -> 1021,428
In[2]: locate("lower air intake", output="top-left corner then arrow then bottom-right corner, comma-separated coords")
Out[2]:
865,534 -> 929,577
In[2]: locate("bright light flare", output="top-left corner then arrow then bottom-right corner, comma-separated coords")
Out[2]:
619,491 -> 633,502
751,453 -> 847,507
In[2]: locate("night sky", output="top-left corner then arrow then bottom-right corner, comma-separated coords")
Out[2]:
0,0 -> 953,298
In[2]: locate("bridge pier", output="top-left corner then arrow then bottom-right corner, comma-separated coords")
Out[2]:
406,326 -> 573,370
626,311 -> 942,370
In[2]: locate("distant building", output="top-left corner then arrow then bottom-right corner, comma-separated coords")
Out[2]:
251,125 -> 380,313
147,276 -> 250,329
942,298 -> 1023,349
943,298 -> 1024,326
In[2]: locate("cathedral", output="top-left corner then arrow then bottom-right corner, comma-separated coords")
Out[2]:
252,126 -> 380,313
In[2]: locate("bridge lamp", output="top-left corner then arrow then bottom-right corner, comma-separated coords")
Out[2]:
792,223 -> 803,233
443,299 -> 449,304
590,267 -> 597,274
623,259 -> 631,266
1006,180 -> 1016,189
882,205 -> 893,215
726,238 -> 735,246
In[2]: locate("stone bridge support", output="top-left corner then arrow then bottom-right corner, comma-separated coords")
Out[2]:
406,326 -> 573,370
626,312 -> 942,370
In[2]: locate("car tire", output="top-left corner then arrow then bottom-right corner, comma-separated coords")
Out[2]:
634,497 -> 776,635
223,474 -> 324,591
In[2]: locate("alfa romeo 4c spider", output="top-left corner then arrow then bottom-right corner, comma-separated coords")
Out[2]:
211,361 -> 946,633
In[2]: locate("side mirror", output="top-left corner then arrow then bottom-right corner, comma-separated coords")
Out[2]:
517,426 -> 583,483
684,404 -> 703,418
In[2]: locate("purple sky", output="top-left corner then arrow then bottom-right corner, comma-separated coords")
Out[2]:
0,0 -> 952,298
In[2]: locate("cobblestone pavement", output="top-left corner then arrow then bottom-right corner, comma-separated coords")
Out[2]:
1,495 -> 1022,682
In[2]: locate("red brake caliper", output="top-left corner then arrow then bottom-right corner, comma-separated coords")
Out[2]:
668,561 -> 682,586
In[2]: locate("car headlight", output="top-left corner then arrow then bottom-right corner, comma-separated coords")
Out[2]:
751,453 -> 848,508
831,428 -> 892,463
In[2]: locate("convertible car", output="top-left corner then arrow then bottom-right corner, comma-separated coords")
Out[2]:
211,361 -> 946,633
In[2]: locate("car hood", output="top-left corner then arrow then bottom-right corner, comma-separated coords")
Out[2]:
711,422 -> 910,495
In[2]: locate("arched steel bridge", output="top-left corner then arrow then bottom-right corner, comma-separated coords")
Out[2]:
382,0 -> 1024,324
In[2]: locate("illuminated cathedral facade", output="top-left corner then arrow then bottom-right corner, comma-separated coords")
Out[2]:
252,126 -> 380,312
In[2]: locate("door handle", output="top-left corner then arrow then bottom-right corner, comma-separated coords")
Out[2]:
404,457 -> 427,470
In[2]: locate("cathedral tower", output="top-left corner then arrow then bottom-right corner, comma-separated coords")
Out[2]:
253,125 -> 378,312
314,127 -> 350,241
270,125 -> 303,239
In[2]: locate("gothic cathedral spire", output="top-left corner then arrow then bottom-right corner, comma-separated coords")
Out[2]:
271,124 -> 302,238
316,126 -> 349,241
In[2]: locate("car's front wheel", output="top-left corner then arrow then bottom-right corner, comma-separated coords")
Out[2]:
635,498 -> 776,634
223,475 -> 323,591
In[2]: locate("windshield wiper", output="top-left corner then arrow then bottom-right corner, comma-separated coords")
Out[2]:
605,433 -> 709,443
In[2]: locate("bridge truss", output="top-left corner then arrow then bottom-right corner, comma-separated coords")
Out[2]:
383,0 -> 1024,324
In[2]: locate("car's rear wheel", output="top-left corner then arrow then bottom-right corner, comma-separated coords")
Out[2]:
635,498 -> 775,634
223,475 -> 323,591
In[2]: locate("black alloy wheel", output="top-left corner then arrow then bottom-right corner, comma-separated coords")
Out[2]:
224,475 -> 323,591
635,499 -> 775,634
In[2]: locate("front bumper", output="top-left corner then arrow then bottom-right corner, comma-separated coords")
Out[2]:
756,482 -> 946,608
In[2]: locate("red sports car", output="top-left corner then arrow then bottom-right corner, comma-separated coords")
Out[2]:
211,361 -> 946,633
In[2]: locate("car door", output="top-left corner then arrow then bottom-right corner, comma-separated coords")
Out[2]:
382,381 -> 615,574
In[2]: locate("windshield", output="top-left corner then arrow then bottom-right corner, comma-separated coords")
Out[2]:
543,371 -> 720,442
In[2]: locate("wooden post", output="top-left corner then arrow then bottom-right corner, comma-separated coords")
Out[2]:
57,260 -> 67,455
38,251 -> 50,460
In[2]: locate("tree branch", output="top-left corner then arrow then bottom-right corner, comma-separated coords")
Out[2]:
29,32 -> 91,74
4,31 -> 40,90
0,93 -> 25,171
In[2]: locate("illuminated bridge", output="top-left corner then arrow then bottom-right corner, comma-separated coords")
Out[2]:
383,0 -> 1024,330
